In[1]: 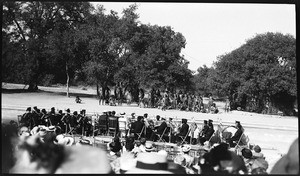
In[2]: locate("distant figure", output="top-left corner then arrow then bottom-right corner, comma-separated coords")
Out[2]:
226,121 -> 244,147
75,96 -> 82,103
225,98 -> 230,113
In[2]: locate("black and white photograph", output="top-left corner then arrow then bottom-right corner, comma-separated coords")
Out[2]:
2,0 -> 298,174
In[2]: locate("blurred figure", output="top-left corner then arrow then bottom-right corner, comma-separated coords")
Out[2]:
271,138 -> 299,174
75,96 -> 82,103
226,121 -> 244,147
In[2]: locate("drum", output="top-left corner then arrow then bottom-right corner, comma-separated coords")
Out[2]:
221,126 -> 238,141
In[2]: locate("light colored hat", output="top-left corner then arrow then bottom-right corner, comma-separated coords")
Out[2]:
157,150 -> 168,156
181,144 -> 191,153
125,152 -> 173,174
145,142 -> 155,152
47,126 -> 56,132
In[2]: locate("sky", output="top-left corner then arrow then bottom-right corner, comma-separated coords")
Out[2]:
90,2 -> 296,72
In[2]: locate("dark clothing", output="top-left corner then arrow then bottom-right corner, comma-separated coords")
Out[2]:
201,125 -> 209,136
199,127 -> 215,145
131,121 -> 144,134
150,121 -> 168,141
178,123 -> 189,137
69,115 -> 78,127
20,112 -> 32,127
227,127 -> 243,147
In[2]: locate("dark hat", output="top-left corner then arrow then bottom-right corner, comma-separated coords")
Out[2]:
137,116 -> 143,121
112,111 -> 116,114
182,118 -> 187,123
41,109 -> 47,114
161,117 -> 166,120
208,119 -> 213,123
33,106 -> 38,110
26,107 -> 31,111
120,112 -> 126,115
253,145 -> 261,153
241,148 -> 253,159
144,113 -> 148,116
204,120 -> 208,124
66,108 -> 70,113
59,110 -> 63,114
235,121 -> 240,124
73,111 -> 78,115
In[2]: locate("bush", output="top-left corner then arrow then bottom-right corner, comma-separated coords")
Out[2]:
40,74 -> 55,87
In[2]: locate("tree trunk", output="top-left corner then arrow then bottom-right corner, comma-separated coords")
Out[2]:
66,63 -> 70,97
96,84 -> 100,97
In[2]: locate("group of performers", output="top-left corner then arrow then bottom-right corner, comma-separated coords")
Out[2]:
19,106 -> 244,147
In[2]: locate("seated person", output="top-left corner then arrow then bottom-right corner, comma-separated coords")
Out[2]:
175,119 -> 189,144
199,121 -> 215,145
130,116 -> 145,139
75,96 -> 82,103
150,118 -> 168,142
226,121 -> 244,147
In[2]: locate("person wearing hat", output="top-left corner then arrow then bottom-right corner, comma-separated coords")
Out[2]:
20,107 -> 33,128
175,118 -> 189,144
144,141 -> 156,153
60,109 -> 71,134
252,145 -> 264,159
30,106 -> 41,127
40,109 -> 49,126
241,148 -> 254,173
181,145 -> 194,168
199,120 -> 215,146
48,107 -> 57,126
199,120 -> 209,139
125,152 -> 174,174
226,121 -> 244,148
150,117 -> 168,142
130,116 -> 145,140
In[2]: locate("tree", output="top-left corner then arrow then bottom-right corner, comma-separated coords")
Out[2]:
213,32 -> 296,115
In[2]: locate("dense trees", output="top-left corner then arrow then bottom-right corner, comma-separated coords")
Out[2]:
194,32 -> 296,115
2,2 -> 296,115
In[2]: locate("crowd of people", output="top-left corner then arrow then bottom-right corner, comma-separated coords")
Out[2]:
3,115 -> 298,174
2,106 -> 298,174
100,88 -> 222,114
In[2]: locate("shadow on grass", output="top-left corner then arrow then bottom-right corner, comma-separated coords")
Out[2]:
2,88 -> 98,99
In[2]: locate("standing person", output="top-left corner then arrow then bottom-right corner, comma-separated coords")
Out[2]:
225,97 -> 230,113
31,106 -> 41,127
40,109 -> 49,126
48,107 -> 57,126
207,95 -> 214,113
175,119 -> 189,144
226,121 -> 244,147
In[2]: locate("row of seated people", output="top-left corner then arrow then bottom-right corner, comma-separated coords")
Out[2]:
19,106 -> 96,135
19,107 -> 244,147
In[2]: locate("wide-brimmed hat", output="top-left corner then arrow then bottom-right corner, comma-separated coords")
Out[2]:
125,152 -> 173,174
145,142 -> 155,152
47,126 -> 56,132
241,148 -> 253,159
181,144 -> 191,153
66,108 -> 70,113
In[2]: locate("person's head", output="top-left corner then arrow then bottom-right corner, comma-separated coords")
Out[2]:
140,138 -> 146,145
235,121 -> 241,128
41,109 -> 47,114
50,107 -> 55,113
156,115 -> 160,121
204,120 -> 208,125
161,117 -> 166,121
58,110 -> 63,114
208,119 -> 213,124
26,107 -> 31,112
80,109 -> 86,115
112,111 -> 116,116
66,108 -> 70,113
253,145 -> 261,153
144,113 -> 148,118
182,119 -> 187,124
137,116 -> 143,122
73,111 -> 78,116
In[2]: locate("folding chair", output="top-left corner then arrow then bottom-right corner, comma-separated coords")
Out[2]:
234,132 -> 249,150
118,118 -> 127,138
98,115 -> 108,136
107,117 -> 118,137
157,127 -> 170,142
180,128 -> 191,145
136,125 -> 145,139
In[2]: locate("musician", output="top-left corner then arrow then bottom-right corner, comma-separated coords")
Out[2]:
175,118 -> 189,143
168,118 -> 177,143
31,106 -> 41,127
40,109 -> 49,126
48,107 -> 57,126
61,109 -> 71,133
98,111 -> 108,135
150,117 -> 168,142
130,116 -> 145,139
226,121 -> 244,147
200,120 -> 208,137
143,113 -> 152,139
20,107 -> 32,127
199,120 -> 215,146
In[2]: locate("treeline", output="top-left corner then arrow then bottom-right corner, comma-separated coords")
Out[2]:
194,33 -> 297,116
2,2 -> 297,115
2,2 -> 193,101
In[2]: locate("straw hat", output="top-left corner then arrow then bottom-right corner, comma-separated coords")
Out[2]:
181,144 -> 191,153
145,142 -> 156,152
125,152 -> 173,174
